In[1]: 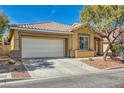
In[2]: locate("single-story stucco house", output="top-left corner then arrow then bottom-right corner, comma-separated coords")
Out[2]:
8,22 -> 103,59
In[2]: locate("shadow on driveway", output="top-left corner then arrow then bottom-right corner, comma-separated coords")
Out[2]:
22,59 -> 55,71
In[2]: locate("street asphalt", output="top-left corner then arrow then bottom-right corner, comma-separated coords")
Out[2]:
1,68 -> 124,88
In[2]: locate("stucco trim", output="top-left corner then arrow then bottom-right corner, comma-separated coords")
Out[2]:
19,31 -> 70,38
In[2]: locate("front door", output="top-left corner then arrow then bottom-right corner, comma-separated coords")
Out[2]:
94,39 -> 100,55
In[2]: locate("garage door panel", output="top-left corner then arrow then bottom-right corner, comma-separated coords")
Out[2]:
22,38 -> 65,58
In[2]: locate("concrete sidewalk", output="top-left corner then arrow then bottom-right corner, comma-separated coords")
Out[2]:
0,73 -> 11,81
2,68 -> 124,88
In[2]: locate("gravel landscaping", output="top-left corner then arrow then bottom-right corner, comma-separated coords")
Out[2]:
0,56 -> 9,61
84,58 -> 124,70
0,56 -> 31,79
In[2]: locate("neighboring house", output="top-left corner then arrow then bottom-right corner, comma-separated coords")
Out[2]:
8,22 -> 103,59
103,38 -> 112,53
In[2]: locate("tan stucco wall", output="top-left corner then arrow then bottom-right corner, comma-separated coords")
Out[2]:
9,30 -> 21,58
0,34 -> 10,56
69,26 -> 103,58
10,33 -> 15,50
2,45 -> 10,56
75,50 -> 95,58
10,31 -> 20,51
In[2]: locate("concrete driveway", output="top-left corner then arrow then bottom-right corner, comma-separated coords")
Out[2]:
22,58 -> 101,79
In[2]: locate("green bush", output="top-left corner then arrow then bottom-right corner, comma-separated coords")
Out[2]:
8,59 -> 16,65
88,57 -> 94,61
111,44 -> 124,56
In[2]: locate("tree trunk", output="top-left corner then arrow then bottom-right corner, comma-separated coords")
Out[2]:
103,44 -> 111,61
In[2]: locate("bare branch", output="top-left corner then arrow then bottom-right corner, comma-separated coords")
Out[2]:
112,29 -> 122,43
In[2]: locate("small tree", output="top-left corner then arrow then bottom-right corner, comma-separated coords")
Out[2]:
0,11 -> 9,46
0,11 -> 9,35
80,5 -> 124,60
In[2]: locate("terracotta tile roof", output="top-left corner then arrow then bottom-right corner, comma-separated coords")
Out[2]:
10,22 -> 74,32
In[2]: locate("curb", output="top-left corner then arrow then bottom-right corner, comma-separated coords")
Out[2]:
0,71 -> 104,86
0,78 -> 31,84
106,66 -> 124,70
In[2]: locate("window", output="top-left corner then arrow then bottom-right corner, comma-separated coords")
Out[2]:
79,35 -> 89,50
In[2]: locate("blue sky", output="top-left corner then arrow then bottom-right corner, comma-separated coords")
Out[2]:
0,5 -> 83,25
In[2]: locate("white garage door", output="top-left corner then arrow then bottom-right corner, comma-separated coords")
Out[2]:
22,38 -> 65,58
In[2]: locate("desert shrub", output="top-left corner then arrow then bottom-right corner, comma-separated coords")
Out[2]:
110,44 -> 124,60
111,44 -> 124,57
8,59 -> 16,65
119,46 -> 124,60
88,57 -> 94,61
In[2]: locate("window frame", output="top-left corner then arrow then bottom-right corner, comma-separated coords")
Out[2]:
78,34 -> 90,50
